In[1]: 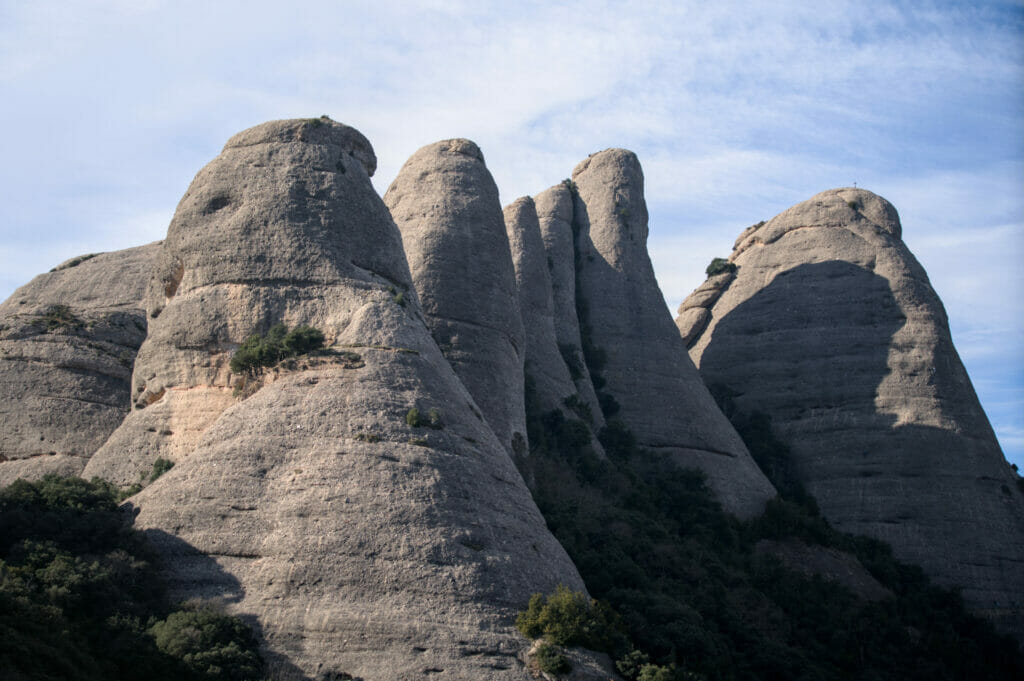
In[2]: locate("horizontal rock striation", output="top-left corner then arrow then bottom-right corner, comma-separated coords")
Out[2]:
570,149 -> 776,518
385,139 -> 528,460
0,242 -> 159,485
85,117 -> 413,486
683,188 -> 1024,636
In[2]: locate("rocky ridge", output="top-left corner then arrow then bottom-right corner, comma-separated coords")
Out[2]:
384,139 -> 528,460
0,242 -> 159,485
570,149 -> 776,518
680,187 -> 1024,635
75,119 -> 607,680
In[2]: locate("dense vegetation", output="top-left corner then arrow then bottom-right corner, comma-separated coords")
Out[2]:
0,475 -> 264,681
229,323 -> 324,376
517,374 -> 1024,681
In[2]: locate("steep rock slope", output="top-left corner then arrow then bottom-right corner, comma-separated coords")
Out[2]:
98,119 -> 598,679
504,197 -> 604,458
384,140 -> 528,459
681,188 -> 1024,634
0,242 -> 159,484
534,184 -> 606,433
84,118 -> 410,485
570,149 -> 776,518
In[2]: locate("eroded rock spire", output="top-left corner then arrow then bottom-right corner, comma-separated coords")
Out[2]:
680,187 -> 1024,636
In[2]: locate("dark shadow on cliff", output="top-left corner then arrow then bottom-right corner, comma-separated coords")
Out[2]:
137,525 -> 319,681
698,260 -> 1024,640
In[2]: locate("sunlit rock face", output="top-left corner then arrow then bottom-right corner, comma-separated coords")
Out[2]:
0,242 -> 159,485
83,119 -> 598,680
504,196 -> 605,458
385,139 -> 528,460
570,148 -> 776,519
534,183 -> 607,435
681,187 -> 1024,637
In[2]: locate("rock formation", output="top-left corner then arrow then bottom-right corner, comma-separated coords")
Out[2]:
680,187 -> 1024,635
0,242 -> 159,485
570,149 -> 776,518
533,184 -> 606,433
84,119 -> 606,679
384,139 -> 528,460
503,197 -> 604,457
84,117 -> 411,486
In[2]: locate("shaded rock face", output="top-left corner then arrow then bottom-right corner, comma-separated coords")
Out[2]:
533,184 -> 606,433
85,118 -> 412,485
683,188 -> 1024,635
503,197 -> 604,457
570,150 -> 776,518
0,242 -> 159,485
384,139 -> 528,459
97,120 -> 598,679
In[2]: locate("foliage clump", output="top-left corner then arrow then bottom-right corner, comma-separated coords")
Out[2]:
0,474 -> 265,680
705,257 -> 737,277
406,407 -> 443,429
516,584 -> 628,654
532,641 -> 572,675
516,374 -> 1024,681
36,303 -> 82,331
149,458 -> 174,483
229,323 -> 324,376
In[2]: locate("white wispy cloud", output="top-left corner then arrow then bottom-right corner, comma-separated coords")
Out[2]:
1,0 -> 1021,461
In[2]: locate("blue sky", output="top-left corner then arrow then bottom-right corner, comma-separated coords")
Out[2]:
2,0 -> 1021,468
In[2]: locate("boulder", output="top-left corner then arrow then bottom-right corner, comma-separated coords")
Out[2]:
384,139 -> 528,459
684,187 -> 1024,636
570,149 -> 776,518
0,242 -> 159,485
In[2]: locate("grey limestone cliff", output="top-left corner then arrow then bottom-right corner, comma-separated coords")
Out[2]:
0,242 -> 159,485
570,149 -> 776,518
384,139 -> 528,460
680,187 -> 1024,635
85,119 -> 607,679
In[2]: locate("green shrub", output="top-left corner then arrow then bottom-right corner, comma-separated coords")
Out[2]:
533,641 -> 571,675
406,408 -> 420,427
705,257 -> 737,277
406,407 -> 443,429
229,323 -> 324,376
36,303 -> 82,331
516,585 -> 627,654
149,602 -> 262,681
0,475 -> 265,681
149,458 -> 174,483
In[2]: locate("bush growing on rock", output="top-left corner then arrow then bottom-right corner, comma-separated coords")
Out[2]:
229,323 -> 324,376
704,257 -> 737,277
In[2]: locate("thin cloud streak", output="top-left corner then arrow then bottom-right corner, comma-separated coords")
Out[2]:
1,0 -> 1021,465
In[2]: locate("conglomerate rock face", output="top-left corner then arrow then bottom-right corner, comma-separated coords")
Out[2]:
0,242 -> 159,485
384,139 -> 528,460
84,117 -> 413,486
503,196 -> 604,458
533,184 -> 606,433
88,119 -> 600,680
570,149 -> 776,518
681,187 -> 1024,635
